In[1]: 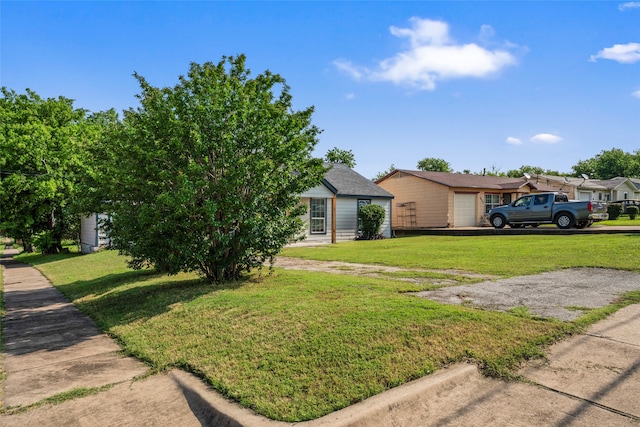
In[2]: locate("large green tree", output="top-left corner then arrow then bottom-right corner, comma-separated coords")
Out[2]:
416,157 -> 453,172
0,88 -> 88,253
90,55 -> 325,283
572,148 -> 640,179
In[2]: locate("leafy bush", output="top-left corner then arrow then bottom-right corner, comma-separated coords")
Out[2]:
627,205 -> 638,220
358,204 -> 386,240
607,203 -> 622,220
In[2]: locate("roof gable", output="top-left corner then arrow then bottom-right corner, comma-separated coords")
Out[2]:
323,163 -> 394,198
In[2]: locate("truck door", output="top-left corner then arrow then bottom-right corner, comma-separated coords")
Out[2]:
530,194 -> 552,220
510,195 -> 534,221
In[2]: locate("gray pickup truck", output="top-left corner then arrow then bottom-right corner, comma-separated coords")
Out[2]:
488,192 -> 609,229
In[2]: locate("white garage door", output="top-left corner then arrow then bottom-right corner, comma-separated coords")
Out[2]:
454,193 -> 477,227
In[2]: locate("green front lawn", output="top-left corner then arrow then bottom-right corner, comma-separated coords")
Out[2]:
598,215 -> 640,226
282,234 -> 640,276
12,234 -> 640,421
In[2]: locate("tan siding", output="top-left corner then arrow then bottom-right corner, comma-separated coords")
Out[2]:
377,173 -> 449,228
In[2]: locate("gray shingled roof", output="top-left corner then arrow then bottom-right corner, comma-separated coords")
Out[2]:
323,163 -> 394,198
591,177 -> 635,190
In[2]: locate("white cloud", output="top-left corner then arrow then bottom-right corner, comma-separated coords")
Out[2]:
505,137 -> 522,145
531,133 -> 563,144
618,2 -> 640,11
345,93 -> 356,101
632,89 -> 640,98
335,17 -> 518,91
589,43 -> 640,64
333,59 -> 365,80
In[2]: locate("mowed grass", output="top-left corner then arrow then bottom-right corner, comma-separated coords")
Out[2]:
12,234 -> 640,421
282,234 -> 640,276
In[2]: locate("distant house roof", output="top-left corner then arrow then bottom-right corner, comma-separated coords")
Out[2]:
533,174 -> 609,191
323,163 -> 394,199
630,178 -> 640,190
591,177 -> 636,191
383,170 -> 557,192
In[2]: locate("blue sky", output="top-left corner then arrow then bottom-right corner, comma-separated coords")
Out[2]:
2,1 -> 639,179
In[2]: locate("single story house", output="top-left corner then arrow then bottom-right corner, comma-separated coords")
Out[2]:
298,163 -> 394,243
523,174 -> 640,202
375,170 -> 555,229
79,213 -> 111,254
592,177 -> 640,201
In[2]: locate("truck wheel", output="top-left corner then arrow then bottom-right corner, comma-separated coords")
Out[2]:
555,213 -> 575,229
491,214 -> 506,229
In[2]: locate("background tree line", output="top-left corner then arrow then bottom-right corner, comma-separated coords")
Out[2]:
370,150 -> 640,181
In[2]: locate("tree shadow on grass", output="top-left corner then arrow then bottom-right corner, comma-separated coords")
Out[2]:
63,272 -> 248,329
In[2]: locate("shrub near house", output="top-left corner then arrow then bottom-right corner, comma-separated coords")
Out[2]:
358,204 -> 386,239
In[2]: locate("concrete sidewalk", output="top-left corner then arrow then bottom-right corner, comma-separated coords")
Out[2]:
2,247 -> 639,426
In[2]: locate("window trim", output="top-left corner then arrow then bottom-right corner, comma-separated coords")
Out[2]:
310,198 -> 327,234
484,193 -> 501,214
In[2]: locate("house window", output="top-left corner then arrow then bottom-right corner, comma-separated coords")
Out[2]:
623,192 -> 628,200
485,194 -> 501,214
357,199 -> 371,231
310,198 -> 326,234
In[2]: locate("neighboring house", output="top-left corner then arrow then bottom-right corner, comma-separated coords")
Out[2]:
375,170 -> 555,229
298,163 -> 394,243
527,174 -> 608,201
592,177 -> 640,201
79,213 -> 110,254
526,175 -> 640,202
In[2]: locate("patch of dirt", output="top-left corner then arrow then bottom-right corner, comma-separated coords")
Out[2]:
274,258 -> 640,321
273,257 -> 497,285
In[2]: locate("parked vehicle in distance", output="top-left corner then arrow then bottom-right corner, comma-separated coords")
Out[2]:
489,192 -> 609,229
609,199 -> 640,214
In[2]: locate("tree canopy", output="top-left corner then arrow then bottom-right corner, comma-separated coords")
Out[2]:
0,88 -> 90,253
416,157 -> 453,172
88,55 -> 326,283
572,148 -> 640,179
372,164 -> 395,181
324,147 -> 356,168
505,165 -> 566,178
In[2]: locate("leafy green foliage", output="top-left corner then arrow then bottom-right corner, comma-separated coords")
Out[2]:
416,157 -> 452,172
572,148 -> 640,179
358,204 -> 385,239
506,165 -> 566,178
0,88 -> 91,253
627,205 -> 638,220
372,164 -> 395,181
324,147 -> 356,168
607,203 -> 623,220
89,55 -> 326,283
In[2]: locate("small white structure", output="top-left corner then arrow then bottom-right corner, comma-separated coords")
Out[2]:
298,163 -> 394,243
80,213 -> 110,254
